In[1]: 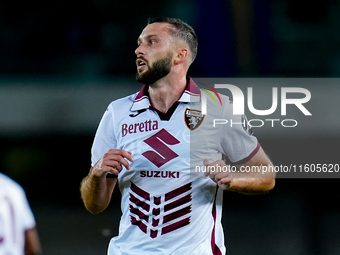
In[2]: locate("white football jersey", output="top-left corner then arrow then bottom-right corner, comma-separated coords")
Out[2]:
0,173 -> 36,255
91,78 -> 259,255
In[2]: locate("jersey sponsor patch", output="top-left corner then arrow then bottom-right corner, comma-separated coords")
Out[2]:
122,120 -> 158,137
129,182 -> 192,239
142,129 -> 180,168
140,171 -> 180,178
184,108 -> 205,131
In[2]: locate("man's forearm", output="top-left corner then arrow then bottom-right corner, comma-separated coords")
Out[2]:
227,166 -> 275,195
80,175 -> 117,214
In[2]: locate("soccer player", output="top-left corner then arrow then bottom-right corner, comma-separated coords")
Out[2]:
80,17 -> 275,255
0,172 -> 41,255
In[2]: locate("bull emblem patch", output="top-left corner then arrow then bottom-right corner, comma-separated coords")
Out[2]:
184,108 -> 205,131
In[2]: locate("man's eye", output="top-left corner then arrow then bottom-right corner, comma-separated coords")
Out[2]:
150,40 -> 156,45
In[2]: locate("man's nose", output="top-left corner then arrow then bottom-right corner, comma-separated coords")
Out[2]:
135,44 -> 145,56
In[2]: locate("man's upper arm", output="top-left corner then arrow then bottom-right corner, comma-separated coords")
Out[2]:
237,146 -> 273,168
91,104 -> 117,167
237,146 -> 276,183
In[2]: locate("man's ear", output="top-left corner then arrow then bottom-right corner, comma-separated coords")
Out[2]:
173,48 -> 189,65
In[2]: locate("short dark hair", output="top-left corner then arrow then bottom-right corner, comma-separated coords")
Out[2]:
147,17 -> 198,63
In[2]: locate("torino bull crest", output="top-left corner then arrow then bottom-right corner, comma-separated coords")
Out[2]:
184,108 -> 205,131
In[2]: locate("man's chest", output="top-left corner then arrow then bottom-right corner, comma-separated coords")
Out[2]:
116,106 -> 191,171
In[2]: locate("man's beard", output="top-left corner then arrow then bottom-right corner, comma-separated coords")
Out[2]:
136,52 -> 173,85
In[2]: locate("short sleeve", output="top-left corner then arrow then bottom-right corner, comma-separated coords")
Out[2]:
91,104 -> 117,166
18,187 -> 36,231
218,103 -> 260,164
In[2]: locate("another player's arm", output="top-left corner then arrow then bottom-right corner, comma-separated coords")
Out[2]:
205,146 -> 275,194
25,227 -> 41,255
80,149 -> 134,214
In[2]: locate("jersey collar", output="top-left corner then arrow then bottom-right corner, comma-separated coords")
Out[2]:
130,77 -> 201,111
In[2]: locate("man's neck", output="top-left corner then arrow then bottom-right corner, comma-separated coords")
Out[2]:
148,75 -> 187,114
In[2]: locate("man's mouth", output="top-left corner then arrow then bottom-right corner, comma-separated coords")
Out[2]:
137,59 -> 147,70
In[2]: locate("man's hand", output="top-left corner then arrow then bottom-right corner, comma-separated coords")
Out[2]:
81,149 -> 134,214
203,159 -> 233,190
203,147 -> 275,194
91,149 -> 135,178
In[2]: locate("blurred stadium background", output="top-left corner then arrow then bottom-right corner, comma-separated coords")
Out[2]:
0,0 -> 340,254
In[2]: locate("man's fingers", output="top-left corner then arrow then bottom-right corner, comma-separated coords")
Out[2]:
107,167 -> 120,176
219,177 -> 233,184
218,181 -> 230,190
203,159 -> 233,182
104,149 -> 135,170
107,149 -> 134,163
104,156 -> 130,171
120,150 -> 135,163
203,159 -> 221,177
92,149 -> 134,177
215,172 -> 232,181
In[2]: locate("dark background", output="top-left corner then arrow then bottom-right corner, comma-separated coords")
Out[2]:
1,0 -> 340,254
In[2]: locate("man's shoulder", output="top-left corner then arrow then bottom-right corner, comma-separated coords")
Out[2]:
107,91 -> 139,110
0,173 -> 25,196
200,89 -> 232,110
